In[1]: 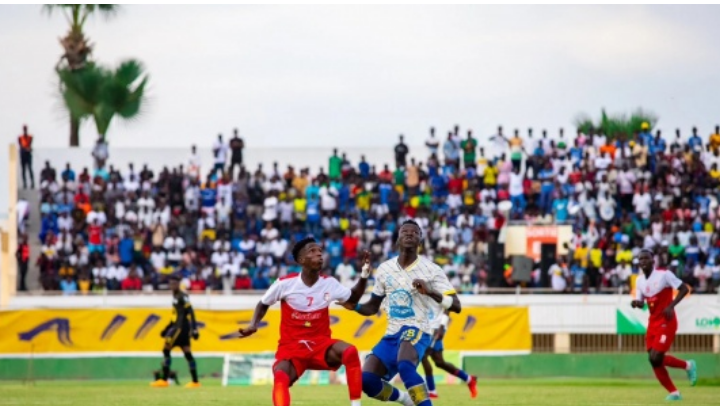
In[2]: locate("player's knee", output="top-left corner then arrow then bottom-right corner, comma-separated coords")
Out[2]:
341,345 -> 360,366
648,353 -> 663,367
397,360 -> 419,381
361,371 -> 383,397
274,369 -> 290,386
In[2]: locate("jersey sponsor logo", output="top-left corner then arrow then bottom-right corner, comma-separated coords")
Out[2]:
388,289 -> 414,319
324,292 -> 330,302
290,311 -> 323,321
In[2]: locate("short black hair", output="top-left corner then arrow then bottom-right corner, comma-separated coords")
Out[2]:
400,219 -> 422,237
292,237 -> 317,262
169,274 -> 181,282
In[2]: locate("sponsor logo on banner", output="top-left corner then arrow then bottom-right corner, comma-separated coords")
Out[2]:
0,307 -> 530,354
617,302 -> 720,335
695,317 -> 720,330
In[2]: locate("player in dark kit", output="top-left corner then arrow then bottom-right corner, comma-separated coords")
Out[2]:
631,250 -> 697,401
151,275 -> 201,388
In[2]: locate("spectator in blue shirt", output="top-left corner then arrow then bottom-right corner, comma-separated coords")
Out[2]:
326,234 -> 343,269
60,274 -> 77,295
688,127 -> 703,151
61,163 -> 76,182
553,192 -> 569,223
119,231 -> 134,267
358,155 -> 370,179
538,162 -> 555,214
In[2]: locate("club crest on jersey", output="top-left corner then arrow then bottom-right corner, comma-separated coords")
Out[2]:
324,292 -> 330,302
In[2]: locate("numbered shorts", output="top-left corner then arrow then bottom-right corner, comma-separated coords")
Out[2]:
646,320 -> 677,353
370,326 -> 432,382
274,338 -> 340,385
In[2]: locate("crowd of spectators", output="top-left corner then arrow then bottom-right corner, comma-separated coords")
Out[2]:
20,123 -> 720,295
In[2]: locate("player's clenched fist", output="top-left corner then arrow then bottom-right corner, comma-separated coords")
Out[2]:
238,325 -> 258,338
630,300 -> 644,309
412,279 -> 431,295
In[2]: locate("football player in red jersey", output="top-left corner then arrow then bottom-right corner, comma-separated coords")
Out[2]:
239,237 -> 370,406
631,250 -> 697,401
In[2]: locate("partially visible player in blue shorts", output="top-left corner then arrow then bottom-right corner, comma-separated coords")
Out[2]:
341,220 -> 461,406
421,309 -> 478,399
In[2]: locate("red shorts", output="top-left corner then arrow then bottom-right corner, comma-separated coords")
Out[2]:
646,320 -> 677,353
274,338 -> 340,382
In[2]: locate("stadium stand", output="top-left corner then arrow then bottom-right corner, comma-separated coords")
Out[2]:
19,125 -> 720,295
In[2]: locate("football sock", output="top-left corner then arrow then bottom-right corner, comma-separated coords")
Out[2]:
398,361 -> 431,406
342,346 -> 363,402
453,369 -> 470,383
162,348 -> 171,380
362,372 -> 402,402
663,355 -> 688,370
273,370 -> 291,406
425,374 -> 436,393
184,351 -> 198,383
652,366 -> 678,393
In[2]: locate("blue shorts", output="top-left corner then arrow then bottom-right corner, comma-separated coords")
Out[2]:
429,337 -> 444,353
370,326 -> 432,381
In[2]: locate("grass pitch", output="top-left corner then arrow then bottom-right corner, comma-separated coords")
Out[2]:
0,378 -> 717,405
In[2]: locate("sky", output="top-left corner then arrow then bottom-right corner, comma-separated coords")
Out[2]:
1,4 -> 720,151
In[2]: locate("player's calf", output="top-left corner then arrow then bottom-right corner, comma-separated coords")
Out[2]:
183,351 -> 199,385
273,369 -> 291,406
341,346 -> 362,406
362,371 -> 413,406
397,361 -> 431,406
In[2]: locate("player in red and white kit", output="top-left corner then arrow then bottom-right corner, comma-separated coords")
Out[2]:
239,237 -> 370,406
631,250 -> 697,401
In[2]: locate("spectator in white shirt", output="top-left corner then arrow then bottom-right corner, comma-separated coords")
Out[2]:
163,230 -> 186,265
211,247 -> 230,269
549,259 -> 569,292
335,258 -> 356,287
149,246 -> 167,271
213,134 -> 227,172
262,192 -> 279,223
57,211 -> 73,232
86,207 -> 107,226
632,186 -> 653,220
137,191 -> 155,227
694,261 -> 713,292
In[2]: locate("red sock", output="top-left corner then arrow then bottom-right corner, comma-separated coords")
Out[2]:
663,355 -> 687,370
273,370 -> 291,406
342,346 -> 362,401
652,366 -> 677,393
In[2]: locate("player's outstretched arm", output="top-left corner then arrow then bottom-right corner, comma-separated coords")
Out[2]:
352,294 -> 384,316
238,301 -> 269,337
346,250 -> 372,303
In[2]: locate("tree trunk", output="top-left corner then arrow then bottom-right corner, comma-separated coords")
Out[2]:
69,115 -> 80,147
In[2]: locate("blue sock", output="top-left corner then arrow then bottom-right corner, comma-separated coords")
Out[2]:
454,369 -> 470,383
426,374 -> 436,392
362,371 -> 401,401
398,360 -> 431,406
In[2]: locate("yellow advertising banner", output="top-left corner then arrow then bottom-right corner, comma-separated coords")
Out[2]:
0,307 -> 530,354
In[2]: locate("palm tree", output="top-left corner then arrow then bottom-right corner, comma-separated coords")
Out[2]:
45,4 -> 119,146
57,60 -> 149,142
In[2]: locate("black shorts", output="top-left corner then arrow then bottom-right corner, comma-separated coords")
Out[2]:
166,325 -> 191,348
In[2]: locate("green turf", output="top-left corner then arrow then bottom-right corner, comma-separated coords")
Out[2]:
1,379 -> 718,406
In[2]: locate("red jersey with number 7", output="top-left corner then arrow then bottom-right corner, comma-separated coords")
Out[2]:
261,274 -> 352,345
634,268 -> 683,328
